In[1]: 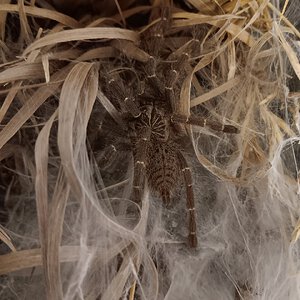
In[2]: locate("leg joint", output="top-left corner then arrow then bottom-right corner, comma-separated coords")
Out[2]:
136,160 -> 146,167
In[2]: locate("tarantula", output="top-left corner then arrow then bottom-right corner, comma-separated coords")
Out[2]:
98,7 -> 238,248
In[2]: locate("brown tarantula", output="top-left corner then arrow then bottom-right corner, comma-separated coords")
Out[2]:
98,6 -> 238,248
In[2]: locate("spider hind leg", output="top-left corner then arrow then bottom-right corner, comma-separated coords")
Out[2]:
177,152 -> 198,248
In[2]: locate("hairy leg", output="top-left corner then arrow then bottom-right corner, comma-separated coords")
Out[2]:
177,151 -> 198,248
171,114 -> 239,133
131,127 -> 152,203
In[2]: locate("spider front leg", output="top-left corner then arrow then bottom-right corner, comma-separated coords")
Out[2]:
145,56 -> 165,94
164,40 -> 200,112
103,74 -> 141,118
177,152 -> 198,248
171,114 -> 239,134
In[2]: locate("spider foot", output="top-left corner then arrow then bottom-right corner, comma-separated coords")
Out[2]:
188,233 -> 198,248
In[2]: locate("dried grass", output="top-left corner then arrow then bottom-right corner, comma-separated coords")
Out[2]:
0,0 -> 299,299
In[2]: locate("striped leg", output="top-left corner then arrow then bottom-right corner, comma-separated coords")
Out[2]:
171,114 -> 239,134
97,144 -> 118,170
177,152 -> 198,248
164,51 -> 190,112
132,128 -> 151,203
165,68 -> 178,111
141,5 -> 171,57
142,6 -> 171,95
106,77 -> 141,118
97,141 -> 131,171
133,160 -> 146,203
165,39 -> 200,112
145,56 -> 165,94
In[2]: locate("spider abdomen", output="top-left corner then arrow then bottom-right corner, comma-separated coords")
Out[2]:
146,141 -> 180,204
